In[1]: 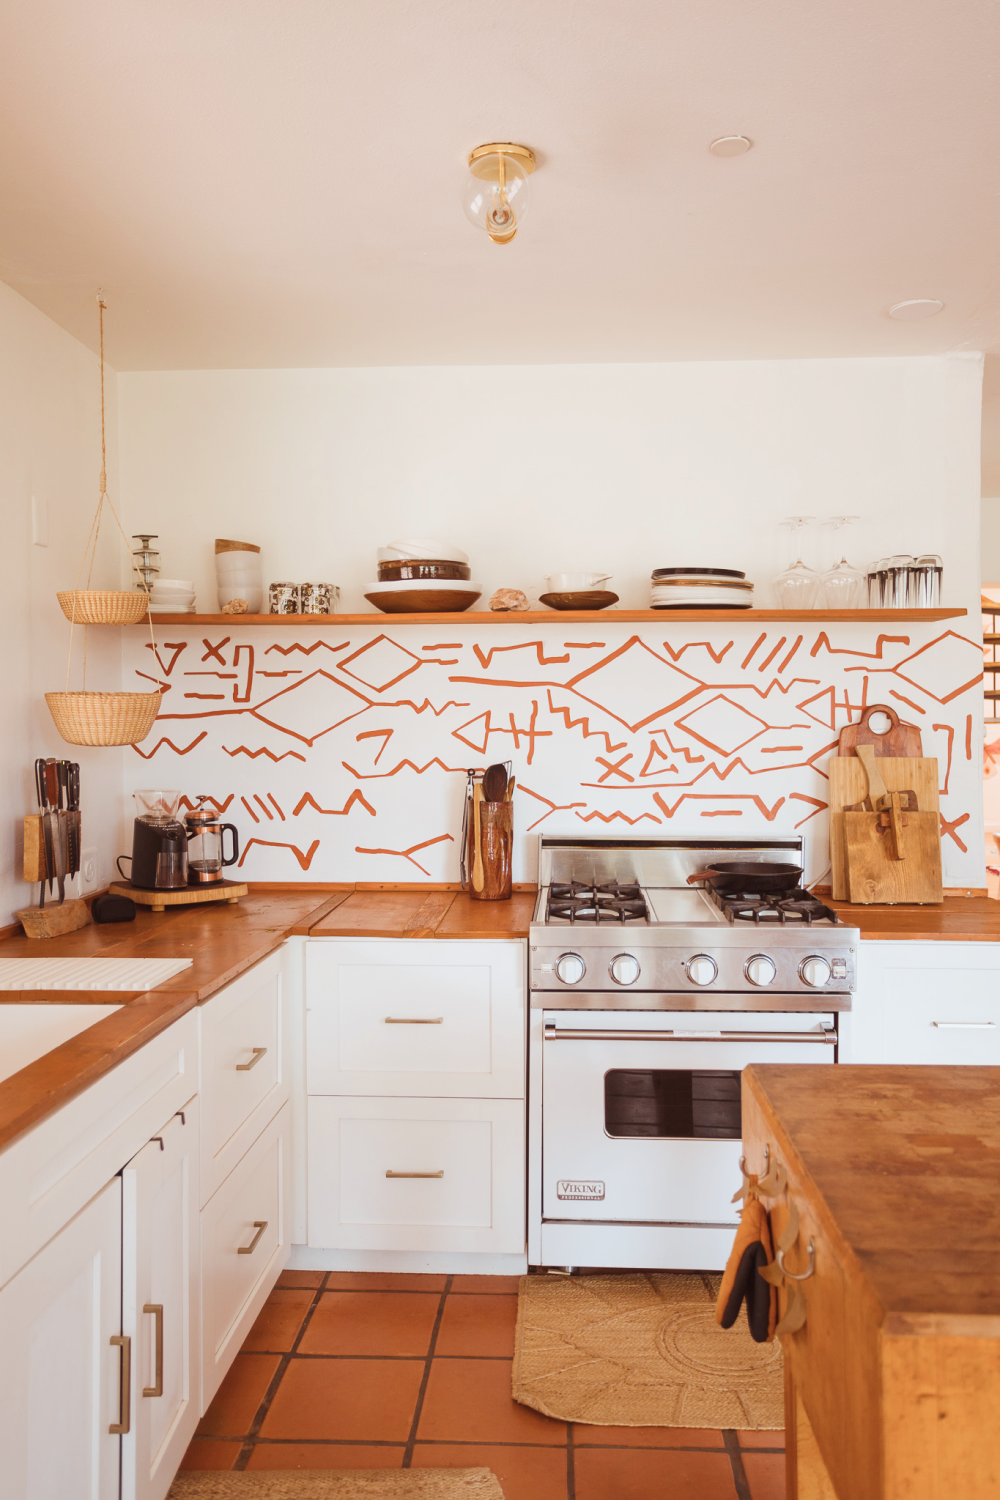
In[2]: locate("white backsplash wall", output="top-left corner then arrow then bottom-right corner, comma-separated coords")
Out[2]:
0,282 -> 125,925
117,354 -> 983,617
121,616 -> 984,887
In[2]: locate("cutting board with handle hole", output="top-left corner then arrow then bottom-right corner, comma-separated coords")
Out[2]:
837,703 -> 923,759
829,753 -> 941,901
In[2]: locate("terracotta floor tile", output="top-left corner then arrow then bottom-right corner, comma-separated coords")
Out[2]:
241,1289 -> 315,1352
413,1442 -> 568,1500
575,1426 -> 725,1449
436,1294 -> 518,1357
247,1443 -> 405,1470
739,1430 -> 786,1449
299,1291 -> 440,1357
197,1354 -> 280,1437
449,1275 -> 523,1294
260,1357 -> 424,1442
575,1447 -> 738,1499
322,1272 -> 449,1292
179,1439 -> 241,1470
275,1270 -> 325,1289
743,1451 -> 786,1499
418,1359 -> 566,1445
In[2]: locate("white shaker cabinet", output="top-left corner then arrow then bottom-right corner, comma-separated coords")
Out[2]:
0,1178 -> 123,1500
121,1099 -> 201,1500
845,941 -> 1000,1064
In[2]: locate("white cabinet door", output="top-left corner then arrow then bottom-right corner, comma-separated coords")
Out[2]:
199,948 -> 289,1205
306,939 -> 525,1098
122,1099 -> 201,1500
0,1178 -> 122,1500
200,1102 -> 291,1409
308,1095 -> 525,1254
850,942 -> 1000,1064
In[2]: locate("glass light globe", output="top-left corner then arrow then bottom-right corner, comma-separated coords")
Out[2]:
462,152 -> 531,243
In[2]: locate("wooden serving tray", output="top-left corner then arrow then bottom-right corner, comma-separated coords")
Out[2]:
109,878 -> 248,914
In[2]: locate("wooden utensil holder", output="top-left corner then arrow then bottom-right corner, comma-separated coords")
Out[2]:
468,801 -> 513,901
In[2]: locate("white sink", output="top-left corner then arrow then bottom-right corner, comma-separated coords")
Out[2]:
0,1005 -> 122,1084
0,957 -> 193,990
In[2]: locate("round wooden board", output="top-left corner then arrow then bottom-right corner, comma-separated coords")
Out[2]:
109,879 -> 248,912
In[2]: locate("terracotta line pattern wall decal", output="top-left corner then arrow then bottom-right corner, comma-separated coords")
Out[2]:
123,621 -> 984,886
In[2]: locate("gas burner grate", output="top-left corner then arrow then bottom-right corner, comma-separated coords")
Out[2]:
717,888 -> 839,925
546,883 -> 648,923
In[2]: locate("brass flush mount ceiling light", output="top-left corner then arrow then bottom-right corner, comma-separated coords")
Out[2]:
462,143 -> 536,244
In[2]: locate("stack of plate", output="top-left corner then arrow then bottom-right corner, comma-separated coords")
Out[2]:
649,568 -> 754,609
147,578 -> 196,614
366,538 -> 481,613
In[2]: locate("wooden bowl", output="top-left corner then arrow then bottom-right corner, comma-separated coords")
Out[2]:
539,590 -> 620,611
364,587 -> 482,614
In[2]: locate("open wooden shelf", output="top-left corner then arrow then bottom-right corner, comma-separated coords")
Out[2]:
133,608 -> 968,626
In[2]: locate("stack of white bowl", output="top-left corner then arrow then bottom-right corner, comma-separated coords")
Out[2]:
215,544 -> 263,614
147,578 -> 196,614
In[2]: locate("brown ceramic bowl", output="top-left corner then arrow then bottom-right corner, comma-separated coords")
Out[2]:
364,587 -> 482,614
539,590 -> 620,611
376,559 -> 472,581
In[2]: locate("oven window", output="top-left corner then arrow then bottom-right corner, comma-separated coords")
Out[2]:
604,1070 -> 742,1139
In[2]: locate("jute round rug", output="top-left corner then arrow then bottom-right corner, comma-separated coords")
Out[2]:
511,1271 -> 783,1429
168,1471 -> 503,1498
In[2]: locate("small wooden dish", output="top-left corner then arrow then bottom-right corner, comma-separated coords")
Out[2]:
539,590 -> 620,611
364,588 -> 482,614
109,878 -> 248,914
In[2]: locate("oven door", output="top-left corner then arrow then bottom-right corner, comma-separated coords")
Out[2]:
541,1008 -> 835,1227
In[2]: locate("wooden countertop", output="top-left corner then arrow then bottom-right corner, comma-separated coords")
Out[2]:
745,1064 -> 1000,1318
829,894 -> 1000,941
309,889 -> 536,939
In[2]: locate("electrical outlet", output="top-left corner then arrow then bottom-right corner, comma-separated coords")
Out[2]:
80,847 -> 98,894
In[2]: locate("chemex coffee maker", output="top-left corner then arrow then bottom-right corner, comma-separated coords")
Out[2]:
117,790 -> 239,890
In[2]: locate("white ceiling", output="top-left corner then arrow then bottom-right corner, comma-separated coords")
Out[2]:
2,1 -> 1000,486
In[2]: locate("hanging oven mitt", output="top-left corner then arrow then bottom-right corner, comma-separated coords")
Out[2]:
715,1183 -> 777,1344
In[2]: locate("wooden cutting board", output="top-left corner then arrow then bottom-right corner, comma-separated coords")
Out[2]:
844,805 -> 943,904
837,703 -> 922,758
828,756 -> 940,900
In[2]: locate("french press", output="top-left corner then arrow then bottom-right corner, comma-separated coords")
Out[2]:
185,797 -> 240,884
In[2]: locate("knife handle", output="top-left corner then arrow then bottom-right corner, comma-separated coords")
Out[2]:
35,759 -> 47,809
45,759 -> 58,808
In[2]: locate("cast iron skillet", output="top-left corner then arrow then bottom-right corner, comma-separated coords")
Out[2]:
686,861 -> 803,894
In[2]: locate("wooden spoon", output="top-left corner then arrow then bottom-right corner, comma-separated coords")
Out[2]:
483,763 -> 507,803
471,784 -> 485,892
505,776 -> 515,801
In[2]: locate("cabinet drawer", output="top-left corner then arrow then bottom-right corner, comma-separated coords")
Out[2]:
199,949 -> 288,1204
308,1096 -> 524,1254
0,1011 -> 197,1289
306,939 -> 525,1098
883,961 -> 1000,1064
200,1102 -> 290,1408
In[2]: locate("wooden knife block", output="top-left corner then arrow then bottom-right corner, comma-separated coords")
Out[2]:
23,814 -> 48,883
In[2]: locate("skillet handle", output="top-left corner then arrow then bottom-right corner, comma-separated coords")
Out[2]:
686,870 -> 715,885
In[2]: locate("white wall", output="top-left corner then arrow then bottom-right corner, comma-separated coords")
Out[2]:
982,497 -> 1000,581
0,282 -> 124,924
119,355 -> 983,618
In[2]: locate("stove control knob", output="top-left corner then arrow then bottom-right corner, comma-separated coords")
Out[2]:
799,955 -> 832,989
610,953 -> 641,986
745,955 -> 776,987
687,954 -> 718,986
555,952 -> 586,985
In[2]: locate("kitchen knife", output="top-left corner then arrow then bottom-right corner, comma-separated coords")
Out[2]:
45,760 -> 63,902
37,758 -> 55,901
34,758 -> 48,906
67,762 -> 80,878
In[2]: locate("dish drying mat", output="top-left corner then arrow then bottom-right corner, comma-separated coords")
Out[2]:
0,957 -> 194,990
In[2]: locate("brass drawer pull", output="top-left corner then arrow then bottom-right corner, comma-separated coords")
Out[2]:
385,1017 -> 443,1024
143,1304 -> 163,1397
238,1220 -> 268,1254
236,1047 -> 267,1071
109,1334 -> 131,1434
386,1170 -> 444,1178
776,1238 -> 816,1282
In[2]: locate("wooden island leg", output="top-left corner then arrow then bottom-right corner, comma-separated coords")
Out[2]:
787,1366 -> 840,1499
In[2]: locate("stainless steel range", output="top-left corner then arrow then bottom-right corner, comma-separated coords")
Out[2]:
527,836 -> 858,1272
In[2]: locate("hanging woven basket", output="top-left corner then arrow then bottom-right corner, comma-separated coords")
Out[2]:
57,589 -> 149,625
45,690 -> 161,747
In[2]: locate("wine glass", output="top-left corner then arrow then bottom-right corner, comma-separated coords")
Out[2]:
820,517 -> 866,608
775,517 -> 820,608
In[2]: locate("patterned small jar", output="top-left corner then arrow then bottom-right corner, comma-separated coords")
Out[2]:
269,582 -> 300,614
300,582 -> 338,615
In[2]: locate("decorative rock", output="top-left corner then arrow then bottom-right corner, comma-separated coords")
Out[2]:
222,597 -> 249,614
489,588 -> 530,612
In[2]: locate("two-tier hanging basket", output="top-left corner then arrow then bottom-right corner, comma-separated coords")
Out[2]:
47,296 -> 162,747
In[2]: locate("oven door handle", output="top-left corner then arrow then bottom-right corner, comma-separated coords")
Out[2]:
543,1026 -> 836,1043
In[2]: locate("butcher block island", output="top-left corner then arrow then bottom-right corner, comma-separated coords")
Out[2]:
742,1064 -> 1000,1500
